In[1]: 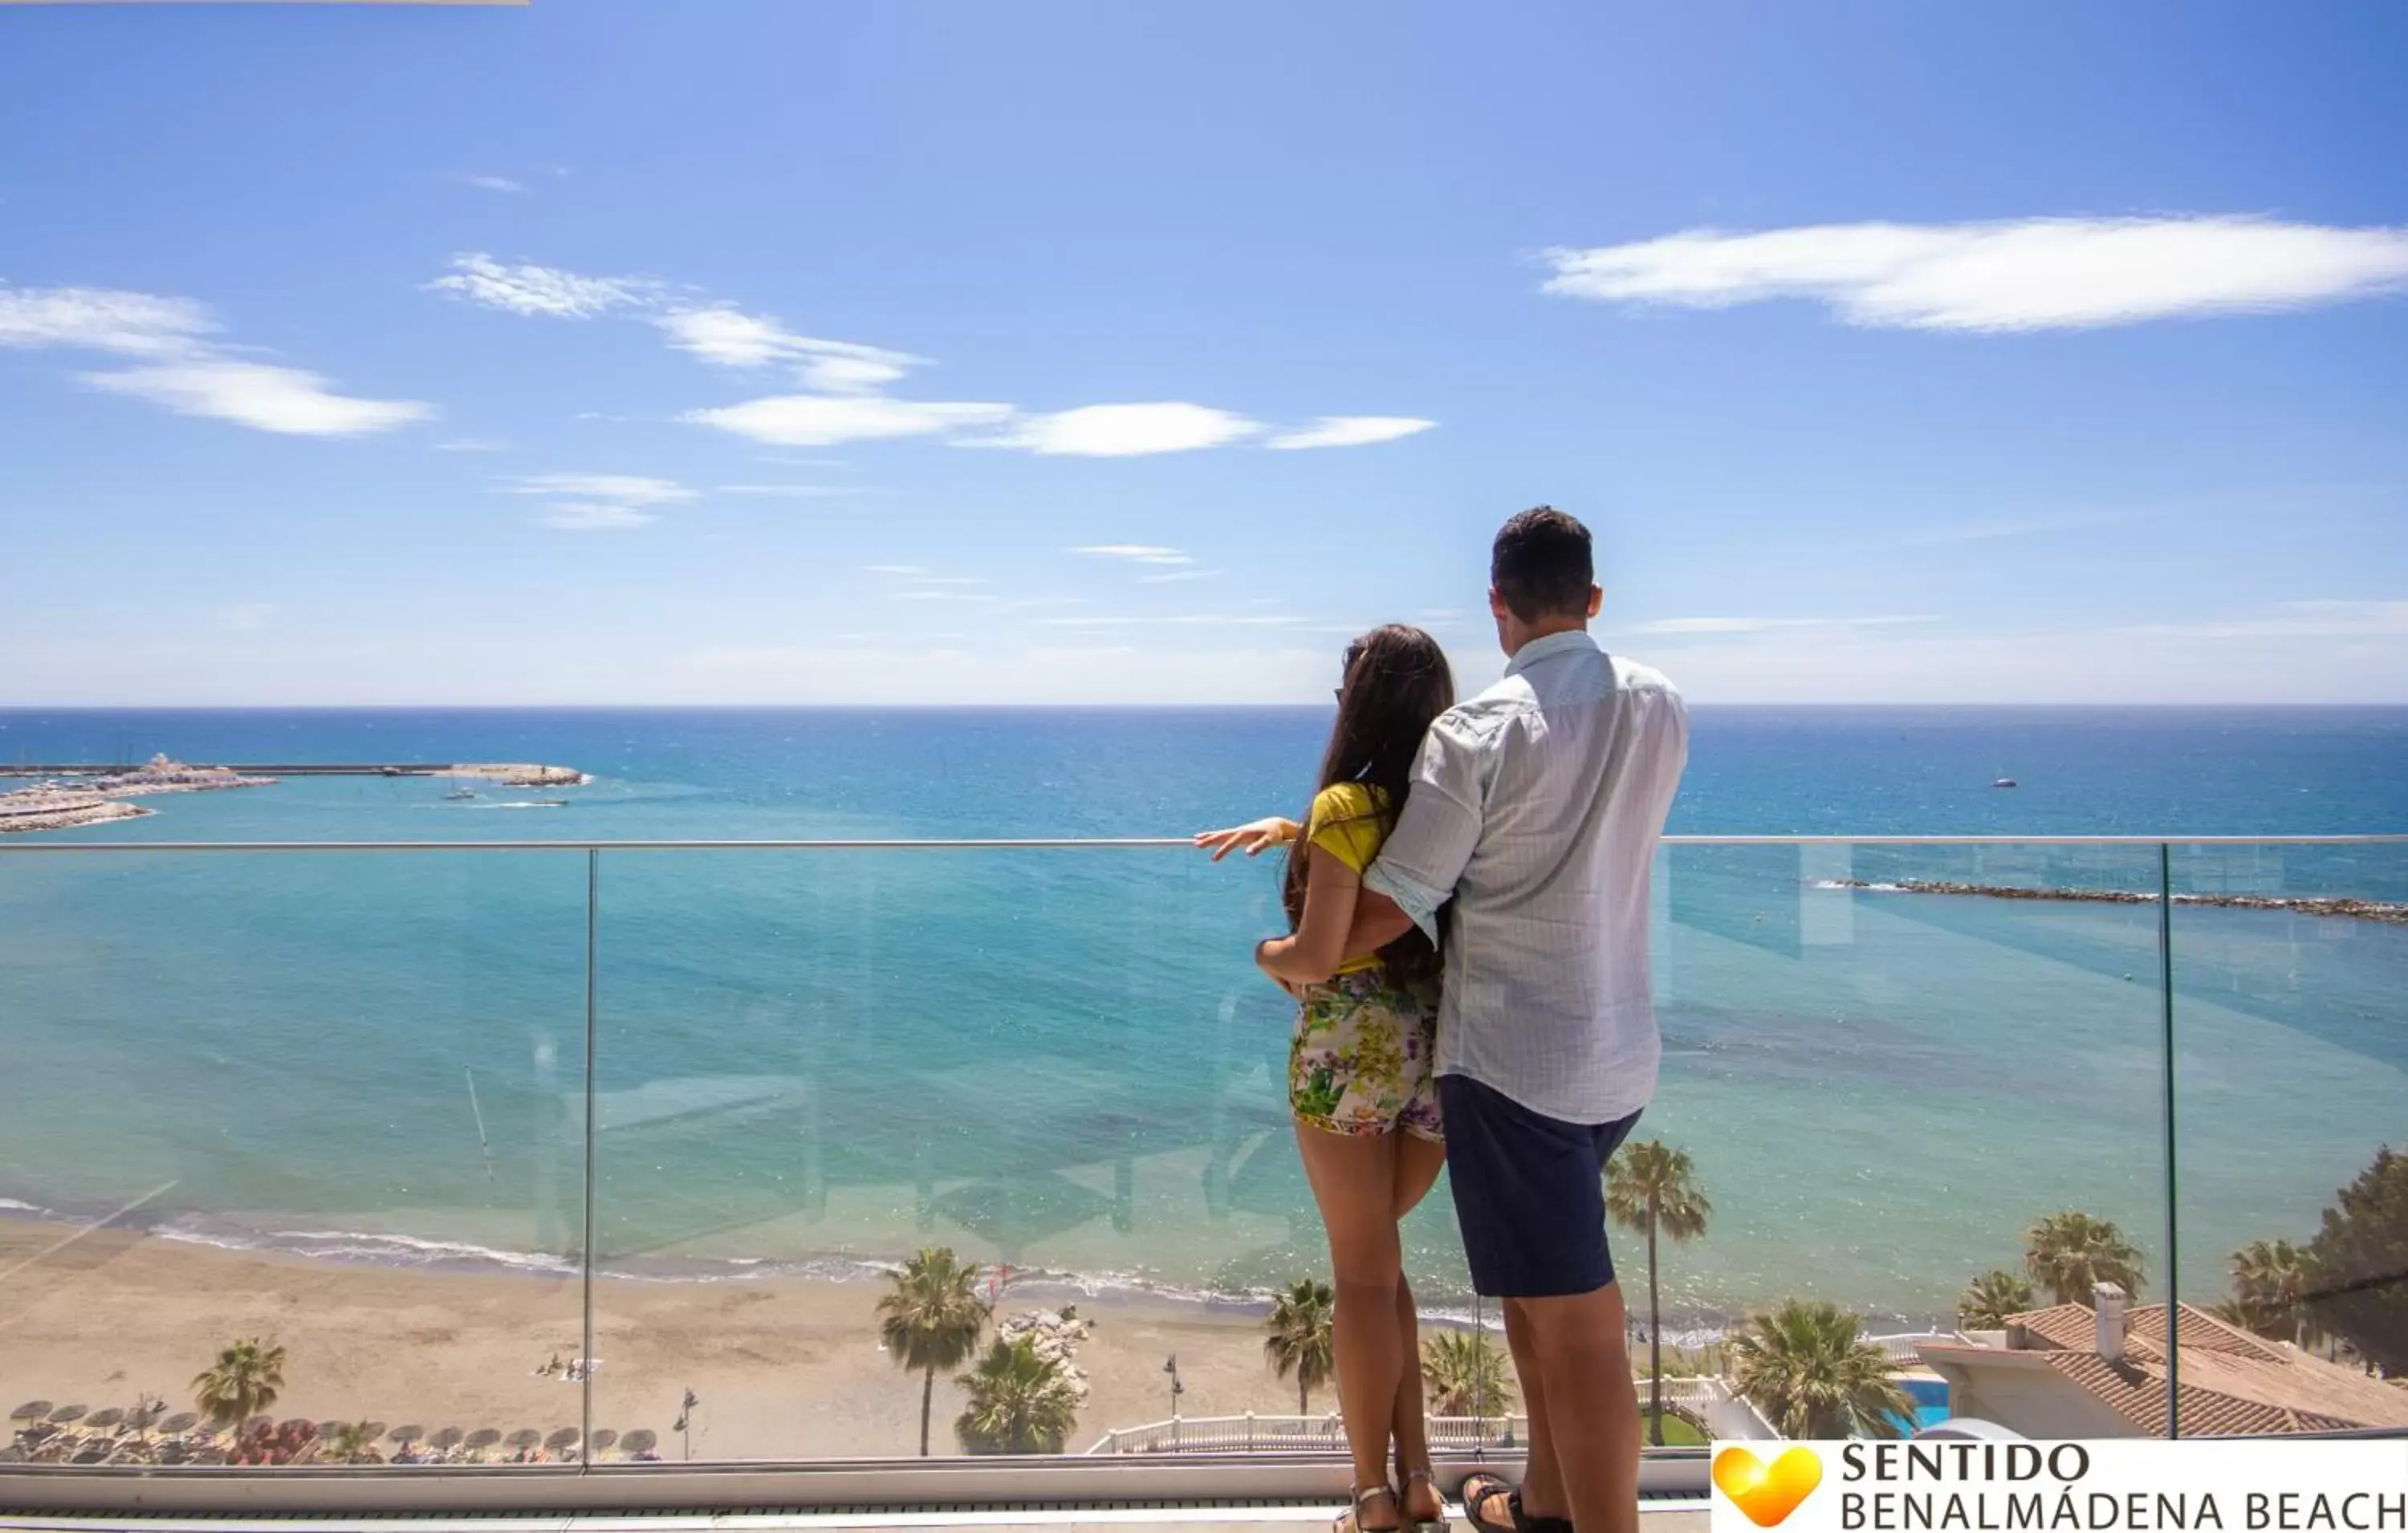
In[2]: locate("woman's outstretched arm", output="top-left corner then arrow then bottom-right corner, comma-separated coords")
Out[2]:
1193,815 -> 1299,861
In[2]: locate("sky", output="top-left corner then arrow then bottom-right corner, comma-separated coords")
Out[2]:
2,0 -> 2405,706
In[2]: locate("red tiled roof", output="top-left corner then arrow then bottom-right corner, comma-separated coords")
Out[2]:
1977,1299 -> 2408,1436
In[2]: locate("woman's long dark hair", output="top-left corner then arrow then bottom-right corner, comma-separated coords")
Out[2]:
1282,624 -> 1455,983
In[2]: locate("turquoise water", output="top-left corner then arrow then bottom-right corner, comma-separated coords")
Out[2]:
1892,1376 -> 1950,1434
0,706 -> 2403,1328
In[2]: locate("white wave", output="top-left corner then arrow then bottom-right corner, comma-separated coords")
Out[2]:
153,1219 -> 579,1277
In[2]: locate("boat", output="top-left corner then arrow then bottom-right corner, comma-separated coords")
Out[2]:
1993,777 -> 2018,789
444,787 -> 478,802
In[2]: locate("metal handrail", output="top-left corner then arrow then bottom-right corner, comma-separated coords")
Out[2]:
4,834 -> 2406,852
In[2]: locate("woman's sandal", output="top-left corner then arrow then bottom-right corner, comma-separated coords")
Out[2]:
1460,1472 -> 1573,1533
1337,1482 -> 1404,1533
1401,1468 -> 1450,1532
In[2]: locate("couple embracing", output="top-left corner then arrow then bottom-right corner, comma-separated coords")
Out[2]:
1197,508 -> 1688,1533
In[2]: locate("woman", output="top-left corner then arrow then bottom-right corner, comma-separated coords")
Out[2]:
1196,625 -> 1455,1533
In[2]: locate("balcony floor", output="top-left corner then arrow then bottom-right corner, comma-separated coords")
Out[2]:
0,1503 -> 1712,1532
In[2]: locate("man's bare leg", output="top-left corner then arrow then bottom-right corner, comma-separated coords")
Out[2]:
1500,1297 -> 1566,1522
1516,1283 -> 1641,1533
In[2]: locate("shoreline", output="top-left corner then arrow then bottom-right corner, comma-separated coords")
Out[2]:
1819,878 -> 2408,924
0,1195 -> 1820,1354
0,1213 -> 1497,1462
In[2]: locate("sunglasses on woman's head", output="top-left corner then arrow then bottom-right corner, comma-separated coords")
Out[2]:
1336,644 -> 1363,701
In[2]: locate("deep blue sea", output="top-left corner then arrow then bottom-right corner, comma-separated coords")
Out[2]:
1,706 -> 2402,1329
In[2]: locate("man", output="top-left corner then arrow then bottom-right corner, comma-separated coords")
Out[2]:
1357,506 -> 1687,1533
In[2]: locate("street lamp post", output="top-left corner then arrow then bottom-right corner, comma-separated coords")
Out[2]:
1163,1354 -> 1185,1448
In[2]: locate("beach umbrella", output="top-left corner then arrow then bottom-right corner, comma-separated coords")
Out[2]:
463,1428 -> 502,1452
159,1413 -> 197,1435
358,1421 -> 387,1441
544,1427 -> 580,1454
388,1424 -> 424,1446
619,1429 -> 657,1456
504,1429 -> 541,1451
279,1417 -> 315,1437
586,1429 -> 617,1454
48,1405 -> 87,1425
243,1413 -> 272,1435
8,1401 -> 51,1423
315,1420 -> 348,1439
84,1408 -> 125,1430
430,1426 -> 464,1451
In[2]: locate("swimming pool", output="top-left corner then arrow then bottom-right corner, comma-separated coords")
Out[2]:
1892,1375 -> 1950,1433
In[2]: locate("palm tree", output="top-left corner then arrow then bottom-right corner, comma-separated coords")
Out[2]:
1605,1139 -> 1712,1446
2228,1239 -> 2316,1344
1958,1268 -> 2037,1329
2023,1212 -> 2145,1306
1422,1328 -> 1517,1419
877,1246 -> 990,1457
1728,1299 -> 1914,1440
1263,1279 -> 1336,1416
190,1339 -> 287,1430
327,1420 -> 382,1465
954,1336 -> 1081,1454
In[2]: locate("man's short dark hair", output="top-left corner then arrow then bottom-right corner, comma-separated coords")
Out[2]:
1491,506 -> 1594,623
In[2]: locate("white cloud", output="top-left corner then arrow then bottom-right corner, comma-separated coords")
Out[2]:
538,502 -> 655,531
429,253 -> 653,319
435,437 -> 510,453
865,564 -> 927,576
454,173 -> 527,193
3,283 -> 427,437
716,483 -> 856,498
500,472 -> 692,531
1140,568 -> 1219,584
0,285 -> 216,356
83,360 -> 433,437
1635,614 -> 1935,636
501,473 -> 696,506
685,393 -> 1012,446
217,602 -> 274,633
1543,216 -> 2408,331
983,402 -> 1259,457
800,353 -> 911,392
1068,544 -> 1193,566
1266,415 -> 1437,450
654,305 -> 919,392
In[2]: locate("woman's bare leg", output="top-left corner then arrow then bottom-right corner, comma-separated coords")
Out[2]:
1386,1134 -> 1447,1522
1296,1122 -> 1412,1527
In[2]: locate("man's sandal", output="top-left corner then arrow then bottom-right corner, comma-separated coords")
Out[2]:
1460,1473 -> 1572,1533
1337,1483 -> 1402,1533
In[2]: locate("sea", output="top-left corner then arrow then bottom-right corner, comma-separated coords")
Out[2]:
1,706 -> 2403,1334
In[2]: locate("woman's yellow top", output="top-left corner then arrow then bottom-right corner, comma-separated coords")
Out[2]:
1303,782 -> 1391,975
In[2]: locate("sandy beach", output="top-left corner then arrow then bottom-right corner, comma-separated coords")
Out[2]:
0,1217 -> 1334,1460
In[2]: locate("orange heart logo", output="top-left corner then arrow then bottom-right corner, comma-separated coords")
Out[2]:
1713,1446 -> 1824,1527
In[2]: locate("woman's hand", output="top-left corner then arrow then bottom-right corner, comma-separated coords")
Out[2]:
1193,816 -> 1299,862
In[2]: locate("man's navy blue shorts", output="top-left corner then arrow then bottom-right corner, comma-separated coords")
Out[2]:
1439,1074 -> 1644,1299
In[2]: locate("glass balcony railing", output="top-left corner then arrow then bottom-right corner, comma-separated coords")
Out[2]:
1,836 -> 2402,1490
